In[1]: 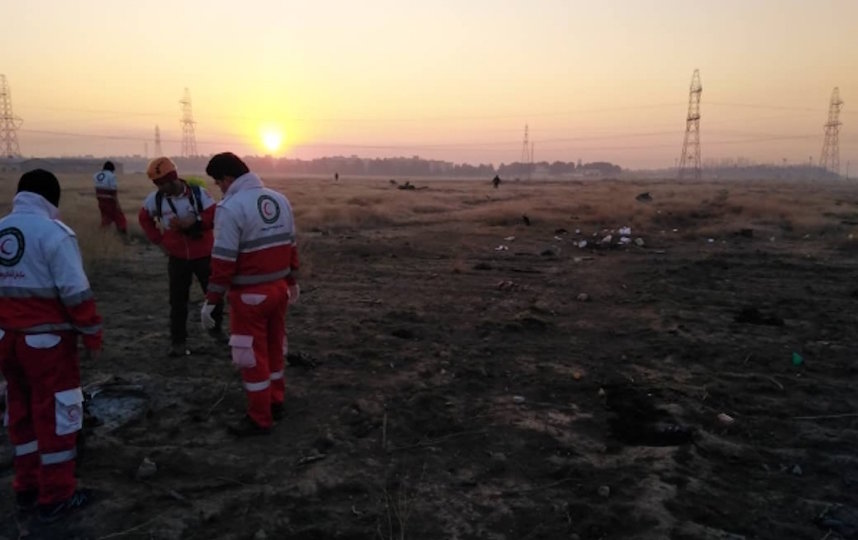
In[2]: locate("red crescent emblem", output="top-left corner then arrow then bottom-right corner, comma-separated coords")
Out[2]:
263,201 -> 274,217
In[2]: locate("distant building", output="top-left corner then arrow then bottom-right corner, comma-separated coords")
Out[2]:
1,158 -> 124,175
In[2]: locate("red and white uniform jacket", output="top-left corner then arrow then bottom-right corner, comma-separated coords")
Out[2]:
206,172 -> 299,304
138,182 -> 216,260
93,170 -> 118,200
0,192 -> 102,349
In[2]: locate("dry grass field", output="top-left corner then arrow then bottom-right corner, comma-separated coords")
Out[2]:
1,172 -> 858,539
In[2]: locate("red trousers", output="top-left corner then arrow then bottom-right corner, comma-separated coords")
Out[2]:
98,198 -> 127,233
0,330 -> 82,505
228,280 -> 288,428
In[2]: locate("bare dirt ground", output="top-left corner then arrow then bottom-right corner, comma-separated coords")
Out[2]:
1,175 -> 857,539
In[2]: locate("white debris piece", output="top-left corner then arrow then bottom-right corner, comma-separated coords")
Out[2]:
554,236 -> 564,241
504,236 -> 515,241
619,237 -> 632,245
495,245 -> 509,251
601,235 -> 612,244
634,238 -> 645,247
619,227 -> 632,236
578,240 -> 588,248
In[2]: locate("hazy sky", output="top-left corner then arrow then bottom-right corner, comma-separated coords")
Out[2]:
2,0 -> 856,170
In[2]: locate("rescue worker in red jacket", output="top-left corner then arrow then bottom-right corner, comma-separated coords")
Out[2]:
0,169 -> 102,522
138,157 -> 225,357
93,161 -> 127,235
201,152 -> 299,436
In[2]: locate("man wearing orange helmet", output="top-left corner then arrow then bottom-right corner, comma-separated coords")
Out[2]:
202,152 -> 299,436
138,157 -> 224,357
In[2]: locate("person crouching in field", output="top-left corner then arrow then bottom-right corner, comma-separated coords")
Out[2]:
93,161 -> 127,235
0,169 -> 103,523
138,157 -> 225,357
201,152 -> 300,437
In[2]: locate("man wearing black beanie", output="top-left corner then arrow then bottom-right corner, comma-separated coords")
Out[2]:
0,169 -> 103,523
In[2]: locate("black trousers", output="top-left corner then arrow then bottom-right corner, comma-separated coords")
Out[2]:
167,255 -> 224,344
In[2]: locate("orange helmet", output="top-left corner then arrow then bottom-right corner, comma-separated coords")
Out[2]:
146,157 -> 178,183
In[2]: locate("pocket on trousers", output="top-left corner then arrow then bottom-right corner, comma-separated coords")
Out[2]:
229,334 -> 256,369
240,294 -> 267,306
54,388 -> 84,436
25,333 -> 61,349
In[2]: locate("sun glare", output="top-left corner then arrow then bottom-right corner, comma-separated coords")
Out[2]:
261,128 -> 284,153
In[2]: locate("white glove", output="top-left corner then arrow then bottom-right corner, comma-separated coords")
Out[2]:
200,301 -> 216,330
288,283 -> 300,305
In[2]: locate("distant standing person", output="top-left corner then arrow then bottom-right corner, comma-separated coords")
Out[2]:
138,157 -> 225,357
201,152 -> 299,436
0,169 -> 103,522
492,175 -> 501,189
93,161 -> 127,235
334,172 -> 339,182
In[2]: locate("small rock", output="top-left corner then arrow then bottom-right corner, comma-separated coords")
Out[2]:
255,530 -> 268,540
597,388 -> 606,397
716,413 -> 735,426
576,293 -> 590,302
634,237 -> 645,247
601,235 -> 612,244
791,465 -> 803,476
597,485 -> 611,498
512,395 -> 526,404
135,457 -> 157,480
577,240 -> 588,248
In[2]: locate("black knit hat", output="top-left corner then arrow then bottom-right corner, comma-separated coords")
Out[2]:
17,169 -> 61,207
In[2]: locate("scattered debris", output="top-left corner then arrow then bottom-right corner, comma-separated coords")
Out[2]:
717,413 -> 735,426
287,351 -> 318,368
600,235 -> 612,244
512,395 -> 526,404
495,245 -> 509,251
792,352 -> 804,366
136,457 -> 158,480
634,237 -> 645,247
397,181 -> 415,190
597,485 -> 611,498
791,464 -> 803,476
496,280 -> 515,291
734,307 -> 785,326
504,235 -> 516,241
577,240 -> 588,248
619,237 -> 632,245
635,192 -> 653,202
576,293 -> 590,302
619,226 -> 632,236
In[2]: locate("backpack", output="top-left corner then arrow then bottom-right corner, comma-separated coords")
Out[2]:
154,184 -> 204,221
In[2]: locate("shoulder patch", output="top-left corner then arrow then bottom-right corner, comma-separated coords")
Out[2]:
0,227 -> 25,267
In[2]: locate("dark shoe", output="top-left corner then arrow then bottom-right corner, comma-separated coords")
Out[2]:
38,489 -> 92,523
227,416 -> 271,437
207,328 -> 229,345
168,342 -> 190,357
16,490 -> 38,513
271,403 -> 284,421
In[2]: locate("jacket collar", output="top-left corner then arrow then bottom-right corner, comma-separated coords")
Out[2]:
12,192 -> 60,220
224,172 -> 263,198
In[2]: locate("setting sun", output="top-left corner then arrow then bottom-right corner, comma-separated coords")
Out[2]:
261,128 -> 283,153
